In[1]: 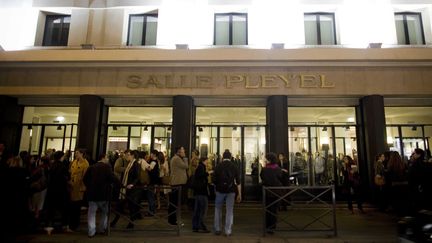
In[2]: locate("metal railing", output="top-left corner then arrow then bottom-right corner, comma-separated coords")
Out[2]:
108,185 -> 182,236
262,185 -> 337,237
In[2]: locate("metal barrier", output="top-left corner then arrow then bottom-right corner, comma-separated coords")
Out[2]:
262,185 -> 337,237
108,185 -> 182,236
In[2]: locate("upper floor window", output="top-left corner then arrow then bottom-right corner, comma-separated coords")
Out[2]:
214,13 -> 248,45
127,14 -> 158,46
304,13 -> 336,45
395,12 -> 425,45
43,15 -> 70,46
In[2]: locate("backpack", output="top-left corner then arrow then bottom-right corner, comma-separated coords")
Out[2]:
217,169 -> 234,193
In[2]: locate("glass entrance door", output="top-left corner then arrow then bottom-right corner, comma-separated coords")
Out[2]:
106,125 -> 172,156
195,125 -> 266,201
288,125 -> 358,187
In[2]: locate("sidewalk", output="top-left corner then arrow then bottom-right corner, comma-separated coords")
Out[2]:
18,203 -> 399,243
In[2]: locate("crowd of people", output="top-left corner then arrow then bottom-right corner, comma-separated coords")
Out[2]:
1,138 -> 432,240
374,148 -> 432,216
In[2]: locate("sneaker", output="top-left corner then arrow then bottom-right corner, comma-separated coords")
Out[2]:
44,227 -> 54,235
214,231 -> 222,235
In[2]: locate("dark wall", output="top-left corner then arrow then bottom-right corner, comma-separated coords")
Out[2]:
0,95 -> 23,156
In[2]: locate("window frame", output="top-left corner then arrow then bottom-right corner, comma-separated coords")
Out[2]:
126,13 -> 158,46
42,15 -> 71,46
304,12 -> 337,45
394,12 -> 426,45
213,12 -> 248,46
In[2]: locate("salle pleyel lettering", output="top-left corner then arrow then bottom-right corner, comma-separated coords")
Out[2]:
127,74 -> 334,89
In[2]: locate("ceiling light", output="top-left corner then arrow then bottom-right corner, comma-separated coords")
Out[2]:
322,127 -> 327,132
144,126 -> 148,131
57,125 -> 62,130
347,117 -> 355,123
113,126 -> 118,131
56,116 -> 65,122
198,127 -> 203,132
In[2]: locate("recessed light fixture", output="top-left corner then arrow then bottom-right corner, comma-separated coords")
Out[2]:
56,116 -> 65,122
347,117 -> 355,123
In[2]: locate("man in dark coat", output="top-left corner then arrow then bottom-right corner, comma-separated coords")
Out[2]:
83,154 -> 120,237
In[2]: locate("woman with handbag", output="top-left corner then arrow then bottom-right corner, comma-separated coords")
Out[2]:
374,153 -> 387,211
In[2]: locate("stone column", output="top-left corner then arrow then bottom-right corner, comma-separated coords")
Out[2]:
359,95 -> 387,188
171,95 -> 195,158
266,96 -> 288,156
77,95 -> 106,162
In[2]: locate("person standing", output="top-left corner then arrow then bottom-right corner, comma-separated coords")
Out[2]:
121,150 -> 142,229
45,151 -> 71,234
192,157 -> 211,233
261,152 -> 284,234
342,155 -> 364,214
69,148 -> 89,230
213,149 -> 241,236
83,154 -> 120,237
168,146 -> 188,225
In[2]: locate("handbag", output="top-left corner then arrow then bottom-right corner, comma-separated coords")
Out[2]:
374,174 -> 385,187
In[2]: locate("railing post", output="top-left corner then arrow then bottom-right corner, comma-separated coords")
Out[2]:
262,186 -> 267,237
332,185 -> 337,236
177,186 -> 182,236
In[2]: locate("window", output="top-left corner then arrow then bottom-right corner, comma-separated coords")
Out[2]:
395,12 -> 425,45
42,15 -> 70,46
304,13 -> 336,45
127,14 -> 158,46
214,13 -> 248,45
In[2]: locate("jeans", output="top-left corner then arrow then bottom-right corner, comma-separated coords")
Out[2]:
192,195 -> 208,230
214,191 -> 235,234
87,201 -> 109,236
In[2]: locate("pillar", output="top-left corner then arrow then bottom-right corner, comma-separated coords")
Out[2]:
171,95 -> 195,158
359,95 -> 387,188
266,96 -> 288,156
77,95 -> 106,162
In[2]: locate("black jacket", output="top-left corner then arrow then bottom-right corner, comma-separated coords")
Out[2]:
213,159 -> 240,193
193,162 -> 209,196
83,161 -> 120,201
